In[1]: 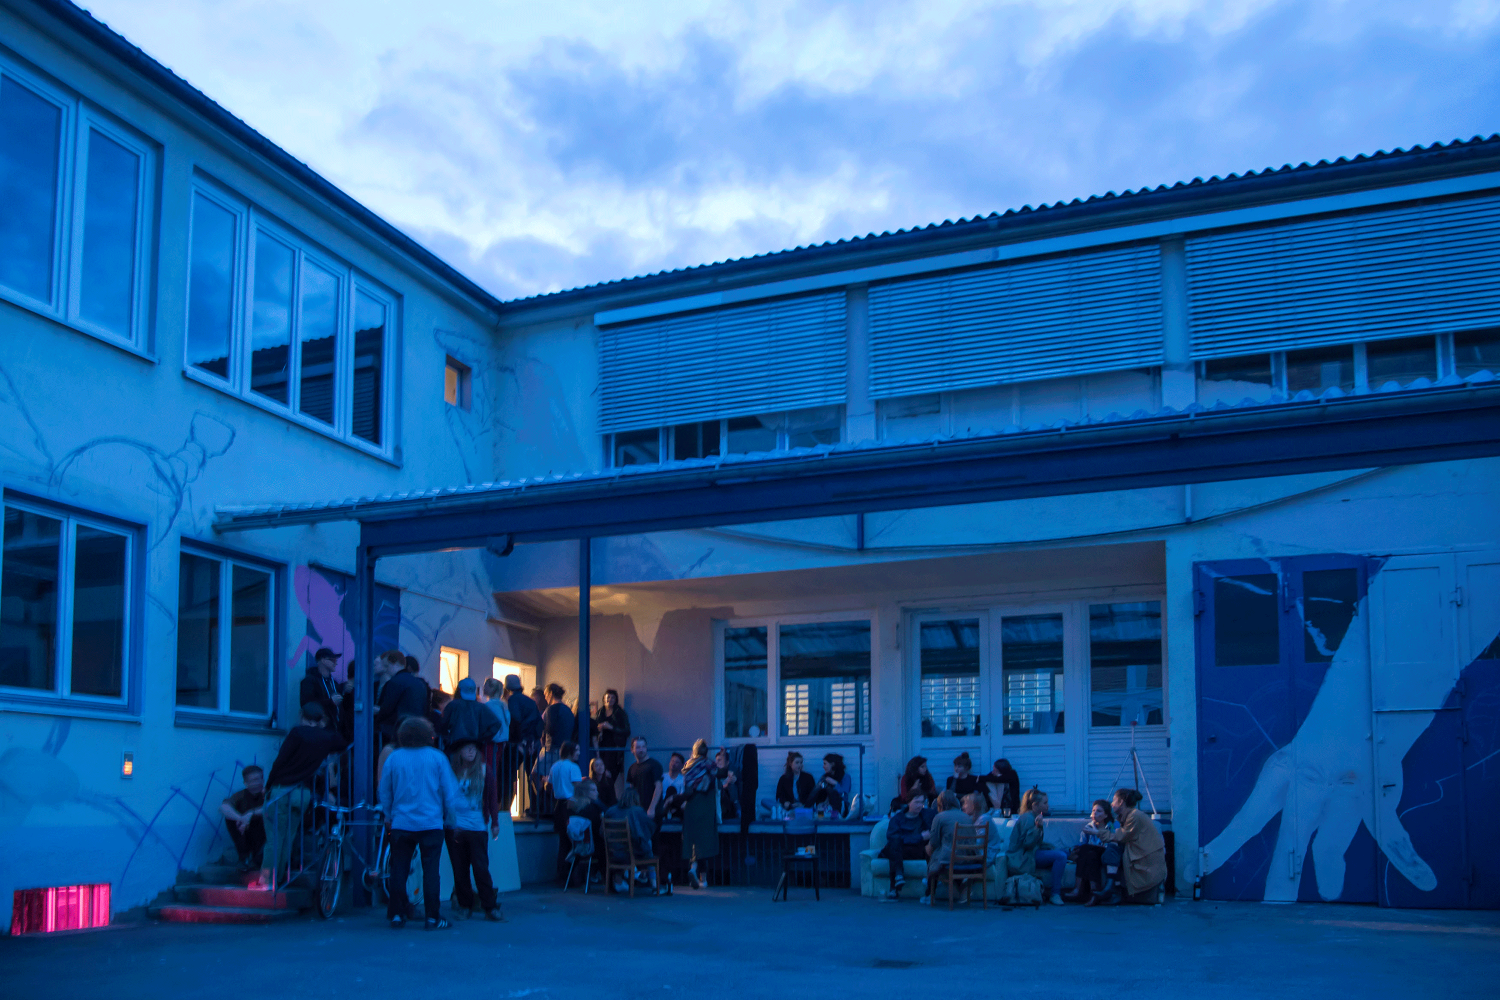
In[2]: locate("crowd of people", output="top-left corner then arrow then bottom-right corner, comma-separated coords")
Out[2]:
879,752 -> 1166,907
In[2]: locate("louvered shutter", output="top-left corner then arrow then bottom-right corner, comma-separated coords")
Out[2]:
598,292 -> 846,433
1186,194 -> 1500,359
867,243 -> 1163,399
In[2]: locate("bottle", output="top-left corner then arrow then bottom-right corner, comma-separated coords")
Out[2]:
1192,876 -> 1202,901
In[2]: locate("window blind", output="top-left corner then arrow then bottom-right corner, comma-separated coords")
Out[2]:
867,243 -> 1163,399
1186,194 -> 1500,359
597,292 -> 846,434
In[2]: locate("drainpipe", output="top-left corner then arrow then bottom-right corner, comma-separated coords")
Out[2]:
577,537 -> 591,749
353,544 -> 377,906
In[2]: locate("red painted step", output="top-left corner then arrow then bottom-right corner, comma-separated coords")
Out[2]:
150,904 -> 301,924
175,885 -> 312,910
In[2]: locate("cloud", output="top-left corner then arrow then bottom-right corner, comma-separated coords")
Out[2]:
79,0 -> 1500,299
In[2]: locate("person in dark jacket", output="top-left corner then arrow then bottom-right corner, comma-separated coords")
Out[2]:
881,789 -> 934,898
593,688 -> 630,784
978,758 -> 1021,814
299,647 -> 344,731
375,650 -> 427,745
945,752 -> 980,799
503,675 -> 544,815
438,677 -> 500,750
541,683 -> 575,751
258,703 -> 346,888
774,751 -> 815,810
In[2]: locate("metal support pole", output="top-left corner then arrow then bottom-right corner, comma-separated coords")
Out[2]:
577,537 -> 591,747
352,544 -> 377,906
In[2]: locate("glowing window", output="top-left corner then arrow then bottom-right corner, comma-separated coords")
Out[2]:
10,883 -> 110,935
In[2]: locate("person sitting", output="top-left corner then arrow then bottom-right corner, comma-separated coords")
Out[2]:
895,755 -> 937,813
978,757 -> 1020,814
920,790 -> 966,905
588,756 -> 618,808
945,752 -> 980,799
548,741 -> 584,882
1006,788 -> 1069,906
564,779 -> 604,886
220,765 -> 266,871
774,751 -> 816,813
604,786 -> 657,892
1063,799 -> 1116,903
659,752 -> 687,821
881,789 -> 934,899
810,752 -> 851,817
1087,788 -> 1167,906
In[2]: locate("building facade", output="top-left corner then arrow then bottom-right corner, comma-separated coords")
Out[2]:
3,0 -> 1498,927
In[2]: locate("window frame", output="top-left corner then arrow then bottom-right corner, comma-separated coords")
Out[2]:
444,355 -> 472,410
713,609 -> 877,747
173,540 -> 283,728
0,55 -> 158,356
183,175 -> 400,461
1198,334 -> 1456,402
0,492 -> 142,719
1084,598 -> 1166,731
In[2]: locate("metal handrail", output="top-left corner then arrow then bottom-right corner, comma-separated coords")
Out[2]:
261,746 -> 352,893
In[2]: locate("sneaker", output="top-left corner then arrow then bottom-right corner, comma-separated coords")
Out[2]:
1049,894 -> 1065,906
425,918 -> 450,930
918,894 -> 932,906
883,887 -> 901,901
389,915 -> 406,930
484,908 -> 506,922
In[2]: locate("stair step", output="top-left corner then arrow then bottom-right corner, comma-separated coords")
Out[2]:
190,865 -> 257,886
174,885 -> 312,909
150,904 -> 302,924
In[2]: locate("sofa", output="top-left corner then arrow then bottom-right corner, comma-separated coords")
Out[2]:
859,815 -> 1079,898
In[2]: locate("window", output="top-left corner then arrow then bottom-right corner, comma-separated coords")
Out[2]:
444,355 -> 471,409
176,549 -> 274,718
185,177 -> 398,453
1,500 -> 132,706
1198,355 -> 1276,406
919,618 -> 981,737
1455,328 -> 1500,377
673,419 -> 720,460
1301,569 -> 1358,663
779,620 -> 870,737
612,427 -> 661,466
1089,602 -> 1162,727
607,407 -> 845,467
1001,614 -> 1064,734
0,62 -> 156,350
878,394 -> 943,440
1366,336 -> 1437,387
726,414 -> 779,454
723,626 -> 768,738
439,647 -> 468,694
1212,574 -> 1279,666
1286,344 -> 1355,395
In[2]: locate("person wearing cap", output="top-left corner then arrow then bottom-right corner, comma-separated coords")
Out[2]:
300,647 -> 344,730
437,677 -> 500,752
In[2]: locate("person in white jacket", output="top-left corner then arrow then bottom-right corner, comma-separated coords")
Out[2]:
379,715 -> 466,929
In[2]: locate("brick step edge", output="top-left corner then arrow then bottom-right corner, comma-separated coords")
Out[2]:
174,885 -> 312,909
149,904 -> 302,924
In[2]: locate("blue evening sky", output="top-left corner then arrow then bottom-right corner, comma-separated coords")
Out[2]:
82,0 -> 1500,300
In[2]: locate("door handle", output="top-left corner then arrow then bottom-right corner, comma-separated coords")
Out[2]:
1206,735 -> 1217,743
1382,783 -> 1396,790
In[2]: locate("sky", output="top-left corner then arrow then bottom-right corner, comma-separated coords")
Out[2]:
80,0 -> 1500,301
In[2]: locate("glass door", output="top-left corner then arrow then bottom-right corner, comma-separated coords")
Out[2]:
915,613 -> 988,801
992,605 -> 1080,810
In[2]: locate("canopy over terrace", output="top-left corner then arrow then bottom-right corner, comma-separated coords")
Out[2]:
214,374 -> 1500,902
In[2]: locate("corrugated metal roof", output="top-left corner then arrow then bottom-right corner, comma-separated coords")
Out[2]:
215,368 -> 1497,524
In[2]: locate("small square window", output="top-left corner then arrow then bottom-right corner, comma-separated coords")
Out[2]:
1366,336 -> 1436,388
1454,328 -> 1500,378
612,428 -> 660,467
1286,345 -> 1355,395
444,355 -> 471,409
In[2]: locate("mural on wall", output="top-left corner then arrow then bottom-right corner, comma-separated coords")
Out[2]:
1196,554 -> 1500,908
288,566 -> 402,682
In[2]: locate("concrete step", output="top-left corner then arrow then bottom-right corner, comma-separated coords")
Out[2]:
149,904 -> 302,924
173,885 -> 312,910
183,864 -> 257,887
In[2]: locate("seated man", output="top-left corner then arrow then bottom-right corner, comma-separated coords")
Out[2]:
881,789 -> 933,899
220,765 -> 266,870
604,787 -> 657,892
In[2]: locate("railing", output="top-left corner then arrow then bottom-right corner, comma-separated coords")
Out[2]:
261,746 -> 351,894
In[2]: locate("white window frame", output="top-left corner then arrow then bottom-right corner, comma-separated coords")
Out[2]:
0,55 -> 157,355
713,609 -> 877,747
0,496 -> 137,713
1083,595 -> 1167,733
1199,333 -> 1457,401
184,175 -> 399,459
174,545 -> 278,722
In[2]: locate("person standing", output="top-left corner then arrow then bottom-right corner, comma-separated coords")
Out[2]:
542,683 -> 575,753
258,703 -> 346,889
375,650 -> 426,745
593,689 -> 631,788
219,765 -> 266,871
437,677 -> 499,750
444,740 -> 504,921
626,736 -> 664,820
503,675 -> 544,814
679,740 -> 719,889
379,716 -> 466,930
480,678 -> 512,813
299,647 -> 344,731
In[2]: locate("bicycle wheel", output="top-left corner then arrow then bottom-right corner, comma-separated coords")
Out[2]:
316,841 -> 343,919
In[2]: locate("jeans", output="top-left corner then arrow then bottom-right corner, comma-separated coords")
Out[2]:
389,828 -> 444,922
882,840 -> 927,886
263,786 -> 311,877
1035,848 -> 1068,896
225,815 -> 266,865
445,828 -> 497,911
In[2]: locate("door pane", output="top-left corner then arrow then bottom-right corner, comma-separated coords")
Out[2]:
0,508 -> 62,690
919,619 -> 981,737
723,625 -> 768,738
352,290 -> 385,444
1366,336 -> 1436,387
1089,602 -> 1162,726
175,552 -> 220,708
298,260 -> 339,424
1302,568 -> 1358,663
250,231 -> 293,404
78,129 -> 140,338
779,620 -> 871,737
187,194 -> 236,378
0,76 -> 62,302
69,525 -> 126,697
1001,614 -> 1064,734
1213,574 -> 1279,666
1287,345 -> 1354,394
229,565 -> 270,715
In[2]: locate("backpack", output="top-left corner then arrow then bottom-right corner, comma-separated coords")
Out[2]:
1002,873 -> 1044,906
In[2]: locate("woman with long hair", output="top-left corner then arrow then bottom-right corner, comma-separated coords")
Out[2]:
444,741 -> 502,920
588,756 -> 617,808
1006,788 -> 1069,906
978,758 -> 1020,814
592,688 -> 630,788
775,751 -> 815,810
898,756 -> 937,807
679,739 -> 720,889
921,789 -> 965,905
811,752 -> 851,816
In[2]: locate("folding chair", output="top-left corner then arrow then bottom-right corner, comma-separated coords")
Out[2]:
773,815 -> 820,902
603,818 -> 661,898
563,822 -> 595,894
944,824 -> 990,910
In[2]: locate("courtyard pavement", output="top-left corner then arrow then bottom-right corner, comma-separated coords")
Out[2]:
4,887 -> 1499,999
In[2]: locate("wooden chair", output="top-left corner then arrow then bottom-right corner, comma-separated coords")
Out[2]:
603,818 -> 660,898
944,824 -> 990,910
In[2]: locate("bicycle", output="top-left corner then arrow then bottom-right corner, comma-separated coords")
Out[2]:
316,804 -> 420,919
